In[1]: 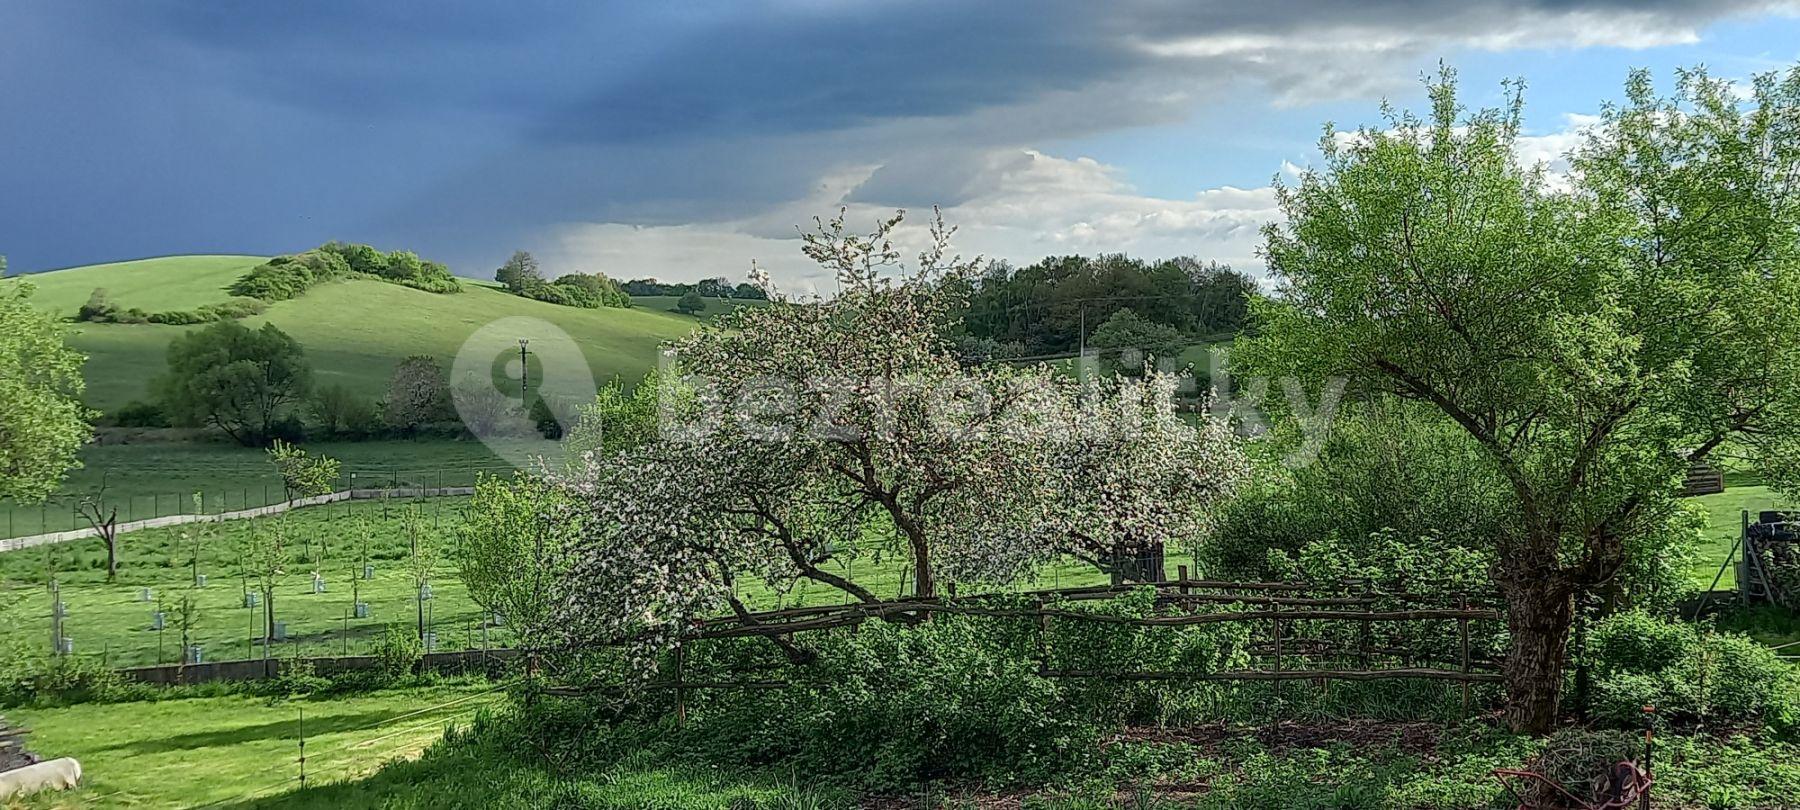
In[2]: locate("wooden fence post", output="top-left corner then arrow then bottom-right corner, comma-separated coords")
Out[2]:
1032,594 -> 1052,677
674,641 -> 687,726
1271,599 -> 1283,704
1458,595 -> 1471,719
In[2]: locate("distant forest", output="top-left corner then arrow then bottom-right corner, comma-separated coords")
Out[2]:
616,252 -> 1256,358
946,254 -> 1256,359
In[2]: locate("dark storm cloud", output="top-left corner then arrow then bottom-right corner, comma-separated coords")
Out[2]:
0,0 -> 1784,273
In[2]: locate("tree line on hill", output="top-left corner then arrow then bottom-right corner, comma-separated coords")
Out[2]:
491,249 -> 772,314
71,242 -> 461,326
495,251 -> 631,309
103,318 -> 552,447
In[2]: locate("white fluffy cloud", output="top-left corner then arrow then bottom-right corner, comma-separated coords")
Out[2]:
540,149 -> 1282,294
541,104 -> 1626,292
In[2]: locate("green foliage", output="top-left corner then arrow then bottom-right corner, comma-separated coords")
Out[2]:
375,250 -> 463,294
266,439 -> 342,499
1587,610 -> 1800,732
146,298 -> 268,325
529,397 -> 562,439
545,272 -> 632,309
675,289 -> 707,315
563,371 -> 671,460
230,251 -> 350,301
661,614 -> 1099,789
76,287 -> 127,322
1086,308 -> 1187,376
495,250 -> 540,292
0,649 -> 127,707
0,272 -> 93,501
307,383 -> 380,438
158,320 -> 312,446
957,254 -> 1254,357
455,474 -> 578,649
1238,65 -> 1800,729
372,624 -> 425,682
79,287 -> 270,325
107,399 -> 170,428
1206,405 -> 1507,579
236,243 -> 460,302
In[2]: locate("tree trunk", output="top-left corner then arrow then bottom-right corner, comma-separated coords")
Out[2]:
263,588 -> 276,648
911,535 -> 935,599
104,530 -> 118,582
1501,575 -> 1575,733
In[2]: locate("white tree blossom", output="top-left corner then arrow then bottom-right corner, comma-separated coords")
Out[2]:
549,210 -> 1248,661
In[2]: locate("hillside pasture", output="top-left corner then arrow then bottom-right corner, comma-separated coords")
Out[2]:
11,255 -> 269,316
19,259 -> 709,411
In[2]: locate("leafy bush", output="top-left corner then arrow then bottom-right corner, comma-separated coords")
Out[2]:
76,287 -> 118,321
1588,610 -> 1799,732
108,399 -> 170,428
145,298 -> 268,325
308,383 -> 381,438
1589,609 -> 1697,675
372,624 -> 425,682
0,645 -> 129,707
530,397 -> 563,439
237,244 -> 458,302
230,254 -> 329,300
670,614 -> 1099,789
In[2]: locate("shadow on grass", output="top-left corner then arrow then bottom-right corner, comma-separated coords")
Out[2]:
103,709 -> 405,755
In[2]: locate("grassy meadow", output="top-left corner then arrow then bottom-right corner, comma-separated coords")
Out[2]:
13,259 -> 715,412
6,679 -> 501,808
15,255 -> 270,314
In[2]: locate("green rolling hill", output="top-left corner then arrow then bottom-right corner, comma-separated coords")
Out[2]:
11,255 -> 716,411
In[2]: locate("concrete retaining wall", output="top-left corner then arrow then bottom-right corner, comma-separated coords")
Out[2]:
0,487 -> 474,554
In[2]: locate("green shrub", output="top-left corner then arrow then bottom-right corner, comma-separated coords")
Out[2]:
372,624 -> 424,682
108,399 -> 170,428
530,397 -> 563,439
142,297 -> 268,325
1589,609 -> 1698,674
76,287 -> 117,321
654,614 -> 1098,789
231,255 -> 318,300
1588,610 -> 1800,732
0,646 -> 131,707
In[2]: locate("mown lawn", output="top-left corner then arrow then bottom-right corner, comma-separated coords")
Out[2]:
1685,484 -> 1789,589
6,680 -> 501,808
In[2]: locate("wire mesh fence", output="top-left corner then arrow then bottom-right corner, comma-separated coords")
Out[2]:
0,464 -> 519,542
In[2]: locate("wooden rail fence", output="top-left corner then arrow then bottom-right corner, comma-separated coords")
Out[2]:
574,573 -> 1506,720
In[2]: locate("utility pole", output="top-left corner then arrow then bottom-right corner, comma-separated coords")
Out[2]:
518,338 -> 531,406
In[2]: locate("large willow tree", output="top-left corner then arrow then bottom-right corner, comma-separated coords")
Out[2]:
1242,66 -> 1800,733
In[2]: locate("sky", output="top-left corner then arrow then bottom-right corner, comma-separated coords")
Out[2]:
3,1 -> 1799,295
